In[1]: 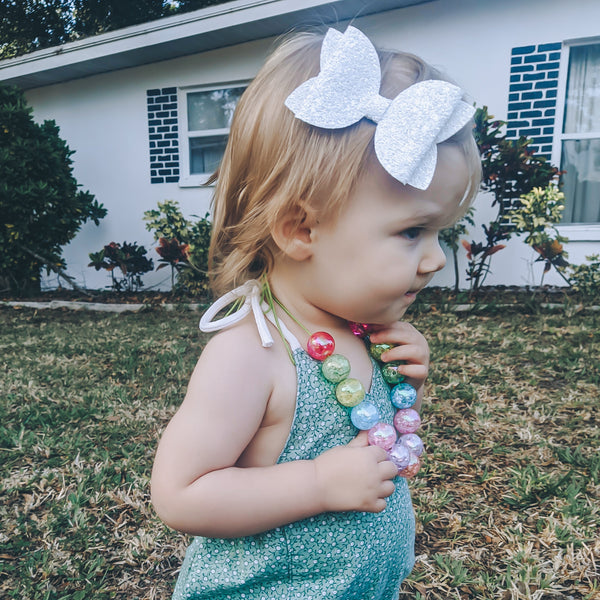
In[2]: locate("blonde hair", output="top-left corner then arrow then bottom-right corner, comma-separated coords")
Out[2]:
208,29 -> 481,296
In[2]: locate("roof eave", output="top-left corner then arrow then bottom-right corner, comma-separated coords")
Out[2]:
0,0 -> 432,89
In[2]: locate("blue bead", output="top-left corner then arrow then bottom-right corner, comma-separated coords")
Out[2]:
390,382 -> 417,409
350,401 -> 381,430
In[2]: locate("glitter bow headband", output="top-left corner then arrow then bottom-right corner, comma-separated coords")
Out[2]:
284,26 -> 475,190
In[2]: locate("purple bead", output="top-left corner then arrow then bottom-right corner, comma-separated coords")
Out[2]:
393,408 -> 421,434
399,433 -> 424,456
367,422 -> 397,451
388,443 -> 410,470
390,382 -> 417,409
350,402 -> 381,430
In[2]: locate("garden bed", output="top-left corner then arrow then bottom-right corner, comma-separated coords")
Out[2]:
0,285 -> 588,309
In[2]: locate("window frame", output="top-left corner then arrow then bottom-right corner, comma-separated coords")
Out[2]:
177,81 -> 248,188
553,38 -> 600,239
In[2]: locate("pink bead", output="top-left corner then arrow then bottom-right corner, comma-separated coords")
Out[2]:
397,452 -> 421,479
367,422 -> 397,451
306,332 -> 335,361
348,322 -> 374,337
393,408 -> 421,434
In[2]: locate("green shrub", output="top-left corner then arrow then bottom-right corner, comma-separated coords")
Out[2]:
567,255 -> 600,299
0,85 -> 106,295
505,185 -> 570,285
143,200 -> 211,295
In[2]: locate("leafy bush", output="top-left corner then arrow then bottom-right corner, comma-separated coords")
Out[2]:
143,200 -> 211,295
505,185 -> 570,285
567,255 -> 600,299
439,207 -> 475,293
0,85 -> 106,295
88,241 -> 153,292
464,107 -> 560,294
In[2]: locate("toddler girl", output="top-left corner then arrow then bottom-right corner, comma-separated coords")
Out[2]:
151,25 -> 481,600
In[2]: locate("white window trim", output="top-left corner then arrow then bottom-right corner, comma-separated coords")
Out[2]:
177,81 -> 248,188
552,38 -> 600,240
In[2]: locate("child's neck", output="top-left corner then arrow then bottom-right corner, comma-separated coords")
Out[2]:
268,270 -> 348,337
268,268 -> 374,389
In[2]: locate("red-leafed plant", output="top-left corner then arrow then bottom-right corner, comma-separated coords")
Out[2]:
155,237 -> 191,288
461,107 -> 562,295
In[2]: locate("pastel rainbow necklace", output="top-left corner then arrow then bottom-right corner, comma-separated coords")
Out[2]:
269,297 -> 424,479
199,278 -> 424,478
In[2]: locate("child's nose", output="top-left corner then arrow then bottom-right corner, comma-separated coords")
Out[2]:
418,236 -> 447,274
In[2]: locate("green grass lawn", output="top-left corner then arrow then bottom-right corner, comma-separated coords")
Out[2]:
1,303 -> 598,599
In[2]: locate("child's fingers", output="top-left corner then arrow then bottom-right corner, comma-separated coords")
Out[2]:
395,363 -> 428,381
346,434 -> 391,465
346,430 -> 370,447
381,339 -> 429,362
379,459 -> 399,481
369,321 -> 424,345
379,478 -> 396,498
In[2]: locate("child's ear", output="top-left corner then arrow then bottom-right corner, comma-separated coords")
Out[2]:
271,205 -> 316,261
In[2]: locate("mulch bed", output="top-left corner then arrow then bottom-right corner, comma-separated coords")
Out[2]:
0,285 -> 584,307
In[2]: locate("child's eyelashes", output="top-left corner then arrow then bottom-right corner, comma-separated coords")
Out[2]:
397,227 -> 424,241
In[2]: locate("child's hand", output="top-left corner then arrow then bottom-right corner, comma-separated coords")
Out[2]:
314,431 -> 397,513
369,321 -> 429,407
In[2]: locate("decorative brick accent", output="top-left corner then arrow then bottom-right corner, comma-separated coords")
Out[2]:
147,87 -> 180,184
507,43 -> 561,158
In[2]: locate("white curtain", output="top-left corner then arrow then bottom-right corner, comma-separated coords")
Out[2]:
562,44 -> 600,223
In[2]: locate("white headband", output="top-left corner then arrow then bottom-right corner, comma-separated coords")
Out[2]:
285,26 -> 474,190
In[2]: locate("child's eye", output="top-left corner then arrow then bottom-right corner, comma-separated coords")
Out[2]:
398,227 -> 423,240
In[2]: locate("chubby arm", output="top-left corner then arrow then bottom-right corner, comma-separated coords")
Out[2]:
151,325 -> 397,539
369,321 -> 430,411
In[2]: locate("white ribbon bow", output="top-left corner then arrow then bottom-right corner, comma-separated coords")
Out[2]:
284,26 -> 475,190
199,279 -> 274,348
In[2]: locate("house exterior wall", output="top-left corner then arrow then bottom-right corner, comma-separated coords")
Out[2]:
26,39 -> 272,290
22,0 -> 600,291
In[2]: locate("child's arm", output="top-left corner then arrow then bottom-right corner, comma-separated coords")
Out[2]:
368,321 -> 430,411
151,324 -> 397,538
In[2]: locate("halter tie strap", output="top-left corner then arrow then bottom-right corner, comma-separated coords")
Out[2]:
199,280 -> 274,348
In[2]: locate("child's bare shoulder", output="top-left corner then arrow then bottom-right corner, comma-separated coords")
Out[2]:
192,315 -> 289,399
200,316 -> 274,366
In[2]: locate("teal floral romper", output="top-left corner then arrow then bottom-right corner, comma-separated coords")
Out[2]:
172,326 -> 415,600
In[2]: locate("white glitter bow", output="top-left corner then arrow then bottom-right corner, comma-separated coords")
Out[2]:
199,279 -> 274,348
284,26 -> 475,190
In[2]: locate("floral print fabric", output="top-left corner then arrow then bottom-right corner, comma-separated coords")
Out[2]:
172,347 -> 415,600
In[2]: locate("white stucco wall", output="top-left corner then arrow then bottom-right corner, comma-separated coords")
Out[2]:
23,0 -> 600,291
26,38 -> 274,290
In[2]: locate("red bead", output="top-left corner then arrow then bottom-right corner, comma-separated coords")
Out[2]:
348,322 -> 374,337
306,332 -> 335,360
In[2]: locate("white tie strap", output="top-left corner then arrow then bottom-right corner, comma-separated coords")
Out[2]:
284,26 -> 475,190
199,279 -> 274,348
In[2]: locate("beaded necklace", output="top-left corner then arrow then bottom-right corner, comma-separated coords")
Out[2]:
267,293 -> 424,479
206,278 -> 425,479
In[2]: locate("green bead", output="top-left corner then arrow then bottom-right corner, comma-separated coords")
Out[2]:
369,343 -> 394,362
381,362 -> 405,385
336,378 -> 365,407
321,354 -> 351,383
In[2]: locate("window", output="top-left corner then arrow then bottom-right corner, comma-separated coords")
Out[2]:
557,43 -> 600,224
179,84 -> 246,185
